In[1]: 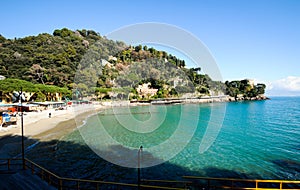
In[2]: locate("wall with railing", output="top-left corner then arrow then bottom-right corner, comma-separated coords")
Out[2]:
1,158 -> 300,190
182,176 -> 300,190
0,158 -> 187,190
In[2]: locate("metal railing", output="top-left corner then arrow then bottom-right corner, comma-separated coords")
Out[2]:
141,179 -> 192,189
1,158 -> 300,190
0,158 -> 188,190
183,176 -> 300,190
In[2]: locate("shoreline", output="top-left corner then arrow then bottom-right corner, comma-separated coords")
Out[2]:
130,95 -> 269,105
0,97 -> 269,158
0,104 -> 108,158
0,104 -> 102,138
0,96 -> 269,139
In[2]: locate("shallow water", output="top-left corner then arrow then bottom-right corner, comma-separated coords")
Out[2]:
29,97 -> 300,182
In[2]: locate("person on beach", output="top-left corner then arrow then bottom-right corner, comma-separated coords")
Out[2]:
49,112 -> 51,118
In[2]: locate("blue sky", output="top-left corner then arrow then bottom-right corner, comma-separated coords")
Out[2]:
1,0 -> 300,96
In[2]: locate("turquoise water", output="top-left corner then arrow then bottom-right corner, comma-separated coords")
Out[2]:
38,97 -> 300,181
175,97 -> 300,179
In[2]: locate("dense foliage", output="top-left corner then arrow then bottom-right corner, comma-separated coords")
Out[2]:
225,80 -> 266,99
0,28 -> 266,101
0,28 -> 125,87
0,78 -> 71,101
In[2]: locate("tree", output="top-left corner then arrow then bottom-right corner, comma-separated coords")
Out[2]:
143,45 -> 148,51
87,30 -> 98,36
169,88 -> 178,96
246,87 -> 258,98
149,47 -> 155,54
226,86 -> 239,99
135,45 -> 142,52
94,87 -> 111,100
29,64 -> 45,84
30,91 -> 46,101
180,60 -> 186,68
224,79 -> 266,99
256,83 -> 266,95
198,86 -> 209,94
0,35 -> 6,43
53,28 -> 73,37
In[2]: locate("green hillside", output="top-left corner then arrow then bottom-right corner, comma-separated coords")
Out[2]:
0,28 -> 266,100
0,28 -> 125,87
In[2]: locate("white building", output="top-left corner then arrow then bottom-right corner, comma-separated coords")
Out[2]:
136,83 -> 158,98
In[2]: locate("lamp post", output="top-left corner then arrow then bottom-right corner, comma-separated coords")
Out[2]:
138,145 -> 143,190
20,87 -> 25,169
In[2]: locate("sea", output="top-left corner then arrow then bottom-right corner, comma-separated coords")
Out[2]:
29,97 -> 300,183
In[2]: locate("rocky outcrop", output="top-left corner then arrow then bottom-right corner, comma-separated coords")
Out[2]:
228,95 -> 270,101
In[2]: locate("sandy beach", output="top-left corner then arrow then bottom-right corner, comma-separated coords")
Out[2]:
0,103 -> 115,189
0,103 -> 110,158
1,104 -> 104,136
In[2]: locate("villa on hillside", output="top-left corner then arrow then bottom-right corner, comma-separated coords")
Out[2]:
108,55 -> 117,62
136,83 -> 158,98
101,59 -> 113,68
170,76 -> 186,88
